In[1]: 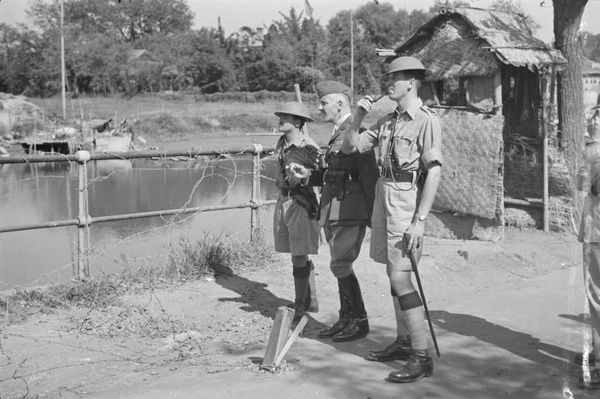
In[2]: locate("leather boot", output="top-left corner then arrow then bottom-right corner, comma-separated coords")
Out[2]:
388,350 -> 433,383
292,299 -> 306,322
366,335 -> 412,362
304,261 -> 319,313
293,276 -> 309,322
332,273 -> 369,342
318,281 -> 350,339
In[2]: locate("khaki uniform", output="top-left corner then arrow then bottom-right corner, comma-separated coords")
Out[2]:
357,98 -> 443,270
314,116 -> 378,278
273,134 -> 321,256
579,142 -> 600,363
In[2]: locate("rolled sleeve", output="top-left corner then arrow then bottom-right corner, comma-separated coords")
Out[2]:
419,114 -> 443,168
422,147 -> 443,168
357,127 -> 378,154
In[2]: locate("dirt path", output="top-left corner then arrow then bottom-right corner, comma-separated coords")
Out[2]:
1,227 -> 596,398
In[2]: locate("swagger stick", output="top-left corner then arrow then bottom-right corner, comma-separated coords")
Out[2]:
407,239 -> 441,358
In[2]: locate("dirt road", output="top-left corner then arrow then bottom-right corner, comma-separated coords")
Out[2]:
1,227 -> 597,398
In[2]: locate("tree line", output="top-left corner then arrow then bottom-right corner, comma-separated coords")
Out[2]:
0,0 -> 598,98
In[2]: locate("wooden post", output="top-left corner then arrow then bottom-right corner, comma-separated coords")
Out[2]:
494,69 -> 503,115
293,83 -> 309,137
541,71 -> 550,232
263,306 -> 295,365
429,82 -> 440,106
250,144 -> 262,241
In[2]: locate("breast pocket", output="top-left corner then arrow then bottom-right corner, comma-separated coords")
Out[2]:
393,132 -> 419,169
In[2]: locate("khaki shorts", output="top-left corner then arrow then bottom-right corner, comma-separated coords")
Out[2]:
273,196 -> 319,256
370,178 -> 419,270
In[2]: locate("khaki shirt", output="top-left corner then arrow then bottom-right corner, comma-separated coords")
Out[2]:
275,134 -> 321,190
357,98 -> 443,171
580,142 -> 600,243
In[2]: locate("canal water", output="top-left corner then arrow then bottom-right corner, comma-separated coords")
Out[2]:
0,154 -> 280,290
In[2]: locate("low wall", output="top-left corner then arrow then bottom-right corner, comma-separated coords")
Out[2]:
432,108 -> 504,241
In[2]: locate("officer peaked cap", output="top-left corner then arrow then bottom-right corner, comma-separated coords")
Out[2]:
316,80 -> 353,99
383,56 -> 432,78
274,102 -> 314,122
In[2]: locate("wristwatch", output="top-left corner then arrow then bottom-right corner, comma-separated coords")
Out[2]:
416,214 -> 427,222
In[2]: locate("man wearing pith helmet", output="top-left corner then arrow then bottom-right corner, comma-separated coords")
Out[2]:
289,81 -> 379,342
272,101 -> 322,322
342,56 -> 443,383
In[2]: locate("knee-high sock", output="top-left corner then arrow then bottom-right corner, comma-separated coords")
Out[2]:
398,291 -> 428,351
393,296 -> 409,338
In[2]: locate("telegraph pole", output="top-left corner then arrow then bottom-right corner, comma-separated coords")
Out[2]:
61,0 -> 66,119
350,8 -> 354,105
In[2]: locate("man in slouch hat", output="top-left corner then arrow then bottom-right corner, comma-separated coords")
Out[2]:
272,101 -> 321,322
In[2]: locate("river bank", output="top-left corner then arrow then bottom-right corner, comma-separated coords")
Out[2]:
1,226 -> 595,398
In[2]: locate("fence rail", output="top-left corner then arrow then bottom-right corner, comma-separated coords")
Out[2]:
0,144 -> 278,279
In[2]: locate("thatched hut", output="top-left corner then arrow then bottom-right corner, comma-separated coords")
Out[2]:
378,6 -> 567,240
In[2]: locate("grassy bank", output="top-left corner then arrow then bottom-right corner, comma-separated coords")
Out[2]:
25,92 -> 396,143
0,232 -> 275,327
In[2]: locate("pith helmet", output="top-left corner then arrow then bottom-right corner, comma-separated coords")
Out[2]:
274,102 -> 314,122
383,56 -> 432,78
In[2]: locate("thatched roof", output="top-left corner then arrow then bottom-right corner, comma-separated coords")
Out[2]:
392,7 -> 566,80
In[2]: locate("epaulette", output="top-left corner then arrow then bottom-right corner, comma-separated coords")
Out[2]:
303,137 -> 322,152
420,105 -> 437,116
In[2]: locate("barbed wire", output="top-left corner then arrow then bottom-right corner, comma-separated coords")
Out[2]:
0,151 -> 278,290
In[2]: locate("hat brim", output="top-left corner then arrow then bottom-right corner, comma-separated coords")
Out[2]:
274,111 -> 314,123
592,104 -> 600,111
383,69 -> 432,78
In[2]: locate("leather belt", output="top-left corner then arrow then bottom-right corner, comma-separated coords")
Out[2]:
280,187 -> 302,196
381,168 -> 414,182
324,170 -> 360,183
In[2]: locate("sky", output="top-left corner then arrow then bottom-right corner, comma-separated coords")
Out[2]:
0,0 -> 599,45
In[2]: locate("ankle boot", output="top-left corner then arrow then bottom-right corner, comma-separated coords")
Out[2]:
318,281 -> 350,339
292,299 -> 306,322
304,261 -> 319,313
367,335 -> 412,362
388,349 -> 433,383
332,273 -> 369,342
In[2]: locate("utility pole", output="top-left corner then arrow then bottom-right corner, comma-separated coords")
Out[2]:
350,8 -> 354,105
61,0 -> 66,119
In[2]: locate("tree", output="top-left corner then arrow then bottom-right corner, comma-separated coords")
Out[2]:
240,7 -> 327,92
326,4 -> 435,95
552,0 -> 588,217
188,28 -> 235,93
491,0 -> 541,35
0,23 -> 43,94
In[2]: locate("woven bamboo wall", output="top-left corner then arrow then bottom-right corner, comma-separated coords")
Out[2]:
434,108 -> 504,219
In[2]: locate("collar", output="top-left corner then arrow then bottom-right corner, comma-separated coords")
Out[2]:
394,98 -> 423,120
283,132 -> 306,149
334,113 -> 352,132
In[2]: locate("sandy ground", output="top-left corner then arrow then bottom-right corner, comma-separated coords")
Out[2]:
2,226 -> 599,398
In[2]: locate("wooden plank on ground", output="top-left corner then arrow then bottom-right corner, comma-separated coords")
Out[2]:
263,306 -> 294,365
274,315 -> 308,366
